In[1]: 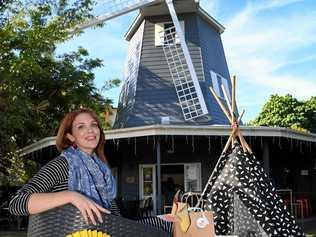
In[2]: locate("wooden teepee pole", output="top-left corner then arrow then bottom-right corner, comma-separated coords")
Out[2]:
209,86 -> 231,121
221,84 -> 233,117
231,75 -> 236,121
231,76 -> 237,146
208,74 -> 254,154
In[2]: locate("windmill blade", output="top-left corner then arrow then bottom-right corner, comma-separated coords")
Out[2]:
72,0 -> 158,32
162,0 -> 208,120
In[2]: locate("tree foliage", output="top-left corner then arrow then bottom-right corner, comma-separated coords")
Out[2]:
0,0 -> 120,183
251,94 -> 316,133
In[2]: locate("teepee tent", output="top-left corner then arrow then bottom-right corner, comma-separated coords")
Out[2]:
200,77 -> 305,236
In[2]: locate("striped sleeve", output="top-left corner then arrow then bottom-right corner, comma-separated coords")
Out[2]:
138,217 -> 173,236
9,156 -> 68,216
110,200 -> 121,216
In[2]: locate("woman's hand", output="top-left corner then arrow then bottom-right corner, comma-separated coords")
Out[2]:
69,191 -> 111,225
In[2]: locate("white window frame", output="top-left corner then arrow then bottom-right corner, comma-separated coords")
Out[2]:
155,21 -> 185,46
210,70 -> 231,101
139,164 -> 157,214
184,163 -> 202,192
139,162 -> 202,213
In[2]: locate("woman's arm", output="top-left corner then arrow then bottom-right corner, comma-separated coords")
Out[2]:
27,191 -> 74,214
9,156 -> 109,225
9,156 -> 68,216
28,191 -> 110,225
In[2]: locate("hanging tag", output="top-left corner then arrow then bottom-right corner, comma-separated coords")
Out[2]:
196,212 -> 209,229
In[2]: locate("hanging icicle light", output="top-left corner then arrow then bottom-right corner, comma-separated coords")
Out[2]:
153,136 -> 156,151
134,137 -> 137,156
116,139 -> 120,151
191,135 -> 195,152
167,135 -> 175,154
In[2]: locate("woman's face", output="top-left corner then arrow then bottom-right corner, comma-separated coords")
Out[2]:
66,112 -> 101,155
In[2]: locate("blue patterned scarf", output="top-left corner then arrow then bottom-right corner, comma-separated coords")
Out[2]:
62,146 -> 116,209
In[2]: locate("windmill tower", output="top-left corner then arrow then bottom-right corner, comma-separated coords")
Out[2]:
114,0 -> 233,128
73,0 -> 234,128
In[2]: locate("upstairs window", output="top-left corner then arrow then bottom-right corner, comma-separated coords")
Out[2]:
210,70 -> 231,101
155,21 -> 185,46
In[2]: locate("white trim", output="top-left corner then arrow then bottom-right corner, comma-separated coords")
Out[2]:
19,137 -> 56,156
124,4 -> 225,41
197,6 -> 225,34
155,21 -> 185,46
139,164 -> 157,214
124,13 -> 143,41
71,0 -> 157,32
210,70 -> 230,101
19,125 -> 316,156
184,162 -> 202,192
210,70 -> 221,97
166,0 -> 208,116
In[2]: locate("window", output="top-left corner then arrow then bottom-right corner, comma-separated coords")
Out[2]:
184,163 -> 202,192
155,21 -> 185,46
139,165 -> 156,214
210,70 -> 231,101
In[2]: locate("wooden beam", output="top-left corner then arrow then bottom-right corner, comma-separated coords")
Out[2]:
237,109 -> 245,123
209,86 -> 231,122
231,75 -> 236,121
221,84 -> 233,122
223,133 -> 234,154
238,131 -> 253,154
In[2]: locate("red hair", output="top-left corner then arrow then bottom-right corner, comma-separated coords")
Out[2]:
56,108 -> 106,162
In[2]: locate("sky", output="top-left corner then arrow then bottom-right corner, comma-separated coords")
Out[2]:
57,0 -> 316,122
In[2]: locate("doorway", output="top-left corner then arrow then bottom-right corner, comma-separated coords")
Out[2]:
160,163 -> 202,212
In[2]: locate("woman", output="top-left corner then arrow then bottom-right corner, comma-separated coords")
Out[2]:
9,108 -> 118,225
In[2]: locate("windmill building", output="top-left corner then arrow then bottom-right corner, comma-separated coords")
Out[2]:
17,0 -> 316,227
115,0 -> 232,128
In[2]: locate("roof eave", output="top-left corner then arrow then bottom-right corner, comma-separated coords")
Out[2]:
19,125 -> 316,157
124,13 -> 144,41
197,6 -> 225,34
125,3 -> 225,41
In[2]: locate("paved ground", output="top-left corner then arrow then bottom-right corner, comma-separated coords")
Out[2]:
1,217 -> 316,237
298,216 -> 316,236
0,231 -> 26,237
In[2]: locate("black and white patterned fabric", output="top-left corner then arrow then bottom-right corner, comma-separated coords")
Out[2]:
203,143 -> 304,237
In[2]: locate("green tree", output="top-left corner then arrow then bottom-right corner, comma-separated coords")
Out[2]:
0,0 -> 120,184
302,96 -> 316,133
251,94 -> 315,133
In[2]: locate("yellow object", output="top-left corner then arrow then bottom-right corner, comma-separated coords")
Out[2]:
91,230 -> 98,237
66,229 -> 110,237
173,202 -> 190,232
72,231 -> 81,237
80,230 -> 88,237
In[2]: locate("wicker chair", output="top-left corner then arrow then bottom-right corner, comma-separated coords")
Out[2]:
27,204 -> 169,237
